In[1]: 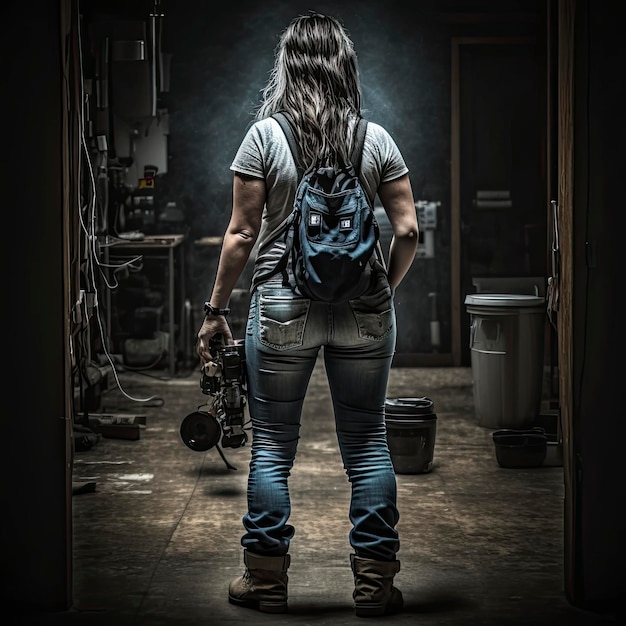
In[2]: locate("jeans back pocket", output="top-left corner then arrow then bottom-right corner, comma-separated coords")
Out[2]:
256,288 -> 311,350
349,269 -> 394,340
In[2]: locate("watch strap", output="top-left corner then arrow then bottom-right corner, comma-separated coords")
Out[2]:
204,302 -> 230,316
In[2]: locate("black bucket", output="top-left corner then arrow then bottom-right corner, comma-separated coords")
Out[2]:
385,397 -> 437,474
491,427 -> 548,468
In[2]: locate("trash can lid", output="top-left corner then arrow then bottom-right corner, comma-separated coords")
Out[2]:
385,397 -> 434,415
464,293 -> 545,307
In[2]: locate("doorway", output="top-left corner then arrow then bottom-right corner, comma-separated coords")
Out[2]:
451,37 -> 548,366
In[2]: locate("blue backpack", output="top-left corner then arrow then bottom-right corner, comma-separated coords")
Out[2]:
267,112 -> 381,303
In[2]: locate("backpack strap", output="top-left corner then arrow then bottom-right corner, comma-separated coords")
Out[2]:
350,117 -> 368,176
350,118 -> 384,269
252,113 -> 300,291
272,112 -> 305,179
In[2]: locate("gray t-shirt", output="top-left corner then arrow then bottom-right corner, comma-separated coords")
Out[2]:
230,116 -> 409,290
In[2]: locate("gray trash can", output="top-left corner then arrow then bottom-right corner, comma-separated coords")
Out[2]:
464,293 -> 546,429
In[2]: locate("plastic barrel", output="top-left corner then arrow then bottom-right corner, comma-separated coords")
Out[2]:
384,397 -> 437,474
464,293 -> 546,429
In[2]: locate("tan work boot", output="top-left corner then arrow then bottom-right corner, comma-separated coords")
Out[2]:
228,550 -> 290,613
350,554 -> 403,617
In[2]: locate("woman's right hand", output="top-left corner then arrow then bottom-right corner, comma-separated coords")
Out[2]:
196,315 -> 233,365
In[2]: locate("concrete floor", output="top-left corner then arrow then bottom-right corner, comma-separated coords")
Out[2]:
30,357 -> 618,625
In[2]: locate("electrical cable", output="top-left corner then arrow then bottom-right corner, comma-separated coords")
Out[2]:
75,3 -> 163,405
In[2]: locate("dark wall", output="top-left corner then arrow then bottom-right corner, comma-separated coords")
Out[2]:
2,0 -> 71,611
157,0 -> 543,354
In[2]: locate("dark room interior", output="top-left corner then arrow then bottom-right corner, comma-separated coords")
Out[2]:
2,0 -> 624,624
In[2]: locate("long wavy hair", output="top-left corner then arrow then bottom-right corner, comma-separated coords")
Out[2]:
255,12 -> 362,170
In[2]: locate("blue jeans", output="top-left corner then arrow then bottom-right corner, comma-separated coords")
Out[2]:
241,268 -> 400,561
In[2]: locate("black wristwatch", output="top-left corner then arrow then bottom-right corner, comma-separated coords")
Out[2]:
204,302 -> 230,317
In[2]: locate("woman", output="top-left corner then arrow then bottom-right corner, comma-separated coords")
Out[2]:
196,12 -> 418,617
